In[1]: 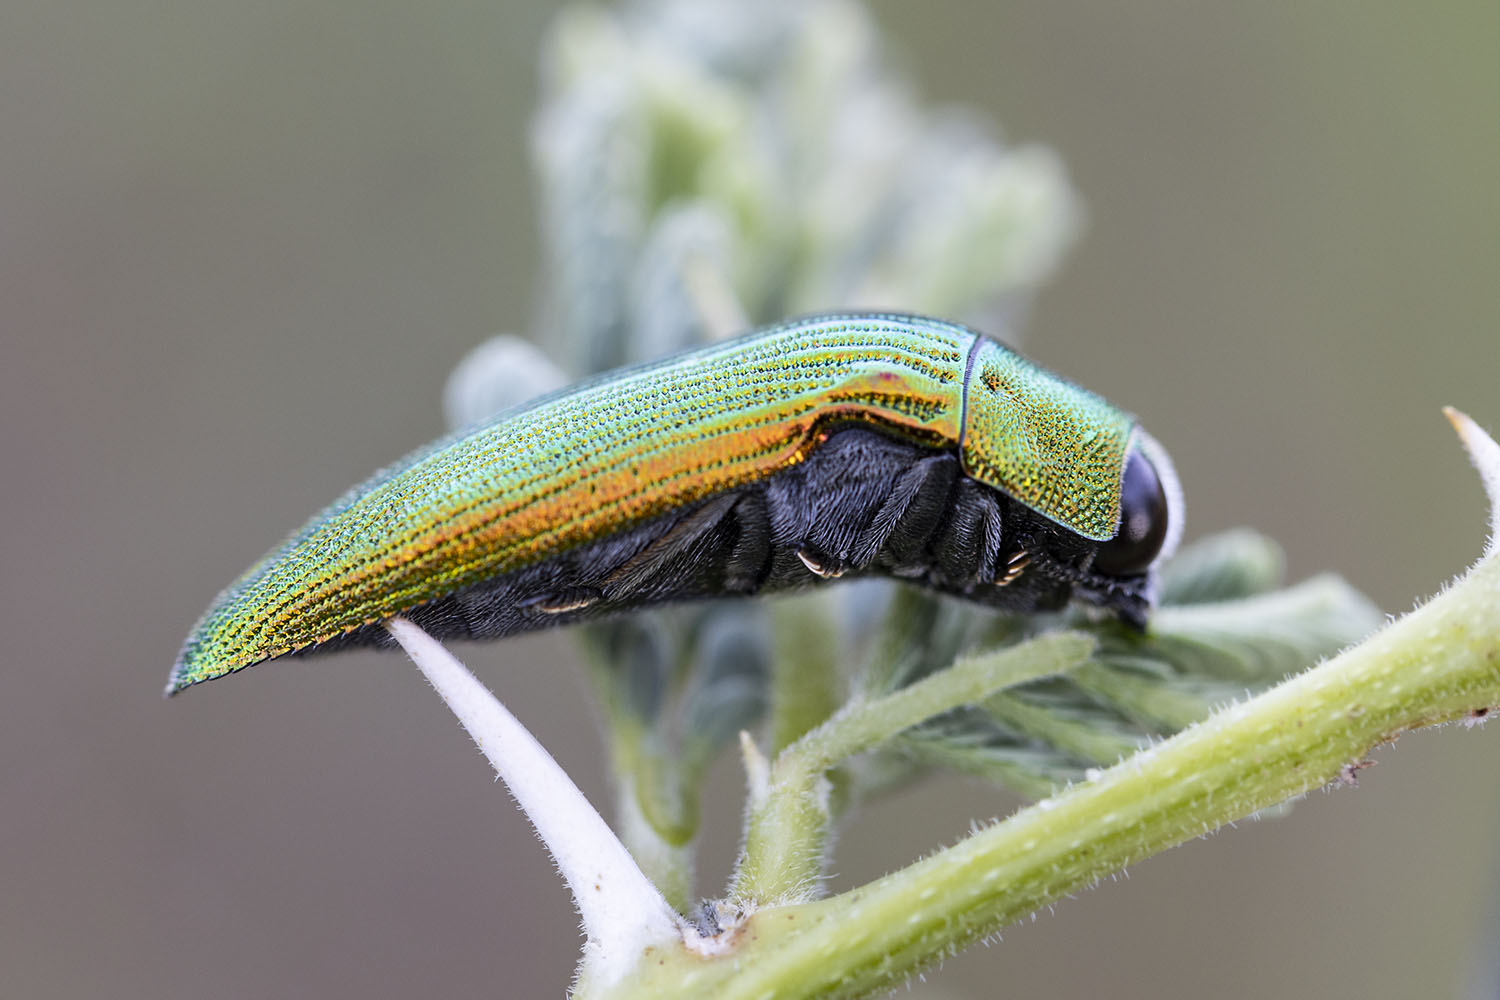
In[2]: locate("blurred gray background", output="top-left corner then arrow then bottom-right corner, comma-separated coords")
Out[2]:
4,2 -> 1499,998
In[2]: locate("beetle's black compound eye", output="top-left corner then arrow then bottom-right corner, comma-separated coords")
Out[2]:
1094,448 -> 1170,577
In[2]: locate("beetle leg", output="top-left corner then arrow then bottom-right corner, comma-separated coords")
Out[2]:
847,454 -> 958,570
725,491 -> 772,593
520,586 -> 604,615
601,491 -> 739,600
933,479 -> 1003,587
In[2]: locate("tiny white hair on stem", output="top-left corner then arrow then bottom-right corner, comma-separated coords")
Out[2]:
383,616 -> 683,985
1445,407 -> 1500,558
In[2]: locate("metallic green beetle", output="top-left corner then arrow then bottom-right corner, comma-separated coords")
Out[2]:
170,313 -> 1182,694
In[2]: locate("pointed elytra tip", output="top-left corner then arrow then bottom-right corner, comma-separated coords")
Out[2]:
162,659 -> 190,699
1443,406 -> 1500,556
163,652 -> 243,698
164,648 -> 217,698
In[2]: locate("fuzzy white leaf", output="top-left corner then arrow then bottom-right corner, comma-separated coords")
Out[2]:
384,617 -> 682,986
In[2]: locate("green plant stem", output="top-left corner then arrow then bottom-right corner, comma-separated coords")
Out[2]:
729,632 -> 1096,905
583,661 -> 697,912
768,594 -> 844,753
599,550 -> 1500,1000
614,775 -> 694,913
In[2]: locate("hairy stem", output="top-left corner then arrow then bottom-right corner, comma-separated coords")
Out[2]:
730,632 -> 1096,905
604,544 -> 1500,999
768,593 -> 844,753
383,619 -> 682,988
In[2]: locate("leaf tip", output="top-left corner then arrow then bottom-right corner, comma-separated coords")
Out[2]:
1443,406 -> 1500,555
385,616 -> 682,985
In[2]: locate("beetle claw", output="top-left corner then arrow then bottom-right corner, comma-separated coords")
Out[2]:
996,550 -> 1030,587
797,549 -> 846,579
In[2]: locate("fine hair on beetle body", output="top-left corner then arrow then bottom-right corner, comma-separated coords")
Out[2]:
169,314 -> 1183,694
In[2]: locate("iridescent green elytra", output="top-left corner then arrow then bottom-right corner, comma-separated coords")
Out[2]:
170,314 -> 1181,694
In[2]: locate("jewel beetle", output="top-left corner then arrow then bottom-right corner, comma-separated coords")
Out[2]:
169,314 -> 1182,694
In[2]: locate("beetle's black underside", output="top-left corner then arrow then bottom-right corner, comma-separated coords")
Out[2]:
303,427 -> 1152,659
